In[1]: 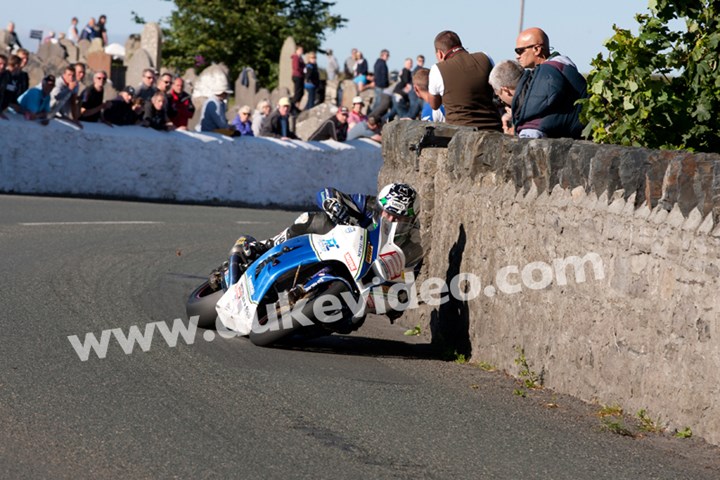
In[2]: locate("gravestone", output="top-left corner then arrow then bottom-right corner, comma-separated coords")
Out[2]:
325,78 -> 339,106
87,50 -> 112,76
88,38 -> 104,54
37,42 -> 66,62
183,68 -> 197,94
254,88 -> 271,109
270,87 -> 291,110
340,79 -> 358,109
26,64 -> 45,89
125,47 -> 154,91
234,67 -> 257,112
76,39 -> 90,62
59,39 -> 79,63
295,102 -> 335,141
124,34 -> 141,66
104,83 -> 118,102
278,37 -> 295,96
141,23 -> 162,71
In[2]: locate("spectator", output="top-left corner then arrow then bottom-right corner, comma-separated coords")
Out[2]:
2,55 -> 28,112
325,49 -> 339,81
102,86 -> 142,126
167,76 -> 194,130
413,55 -> 425,74
511,27 -> 587,139
251,99 -> 271,136
373,49 -> 390,111
137,68 -> 157,102
0,55 -> 8,118
418,30 -> 500,130
353,51 -> 368,90
413,67 -> 445,122
68,17 -> 79,43
344,48 -> 358,80
79,18 -> 98,41
43,31 -> 56,45
307,106 -> 349,142
80,70 -> 112,122
157,72 -> 173,94
50,65 -> 82,126
488,60 -> 524,136
74,62 -> 87,95
347,96 -> 367,131
5,22 -> 22,53
195,84 -> 235,135
230,104 -> 254,136
259,96 -> 297,140
291,45 -> 305,112
17,75 -> 54,124
347,115 -> 382,143
304,51 -> 320,110
97,15 -> 108,46
387,57 -> 418,121
142,91 -> 174,131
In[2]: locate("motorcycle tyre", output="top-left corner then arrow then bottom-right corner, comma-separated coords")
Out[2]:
249,281 -> 350,347
186,280 -> 224,329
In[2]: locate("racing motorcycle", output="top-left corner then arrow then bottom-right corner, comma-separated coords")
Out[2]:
186,215 -> 418,346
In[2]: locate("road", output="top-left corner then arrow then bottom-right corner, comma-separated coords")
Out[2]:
1,195 -> 718,479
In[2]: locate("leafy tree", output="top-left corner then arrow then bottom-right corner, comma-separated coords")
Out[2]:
580,0 -> 720,152
160,0 -> 346,89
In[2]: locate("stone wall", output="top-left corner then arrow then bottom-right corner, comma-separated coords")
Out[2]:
0,115 -> 382,209
380,121 -> 720,446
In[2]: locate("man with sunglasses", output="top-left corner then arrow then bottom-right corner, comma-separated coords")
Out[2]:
80,70 -> 112,122
511,27 -> 587,139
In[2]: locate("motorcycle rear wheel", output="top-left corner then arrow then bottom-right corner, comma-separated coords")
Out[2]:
186,280 -> 224,329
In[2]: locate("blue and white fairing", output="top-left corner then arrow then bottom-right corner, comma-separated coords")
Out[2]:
215,224 -> 380,335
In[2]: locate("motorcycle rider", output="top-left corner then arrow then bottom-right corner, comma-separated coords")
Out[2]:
211,183 -> 423,290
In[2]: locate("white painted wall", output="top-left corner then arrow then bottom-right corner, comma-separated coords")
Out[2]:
0,114 -> 383,208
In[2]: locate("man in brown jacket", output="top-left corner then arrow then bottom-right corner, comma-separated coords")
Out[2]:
416,30 -> 501,130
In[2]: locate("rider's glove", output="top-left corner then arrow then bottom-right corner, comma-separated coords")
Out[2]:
323,198 -> 354,225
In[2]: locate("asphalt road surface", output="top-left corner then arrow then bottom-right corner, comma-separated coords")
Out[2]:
1,195 -> 719,479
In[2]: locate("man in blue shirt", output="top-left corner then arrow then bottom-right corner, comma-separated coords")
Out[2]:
17,75 -> 54,124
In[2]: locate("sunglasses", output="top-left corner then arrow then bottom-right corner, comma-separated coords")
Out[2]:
95,76 -> 107,80
514,44 -> 542,55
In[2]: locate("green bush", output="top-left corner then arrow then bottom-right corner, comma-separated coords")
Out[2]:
580,0 -> 720,152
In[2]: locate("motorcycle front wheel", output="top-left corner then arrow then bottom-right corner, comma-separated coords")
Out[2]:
249,281 -> 351,347
186,280 -> 224,329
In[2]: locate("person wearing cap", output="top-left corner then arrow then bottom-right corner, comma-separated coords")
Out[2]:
195,85 -> 236,135
347,96 -> 367,131
259,97 -> 297,140
101,86 -> 142,126
17,75 -> 54,124
230,104 -> 254,136
307,106 -> 349,142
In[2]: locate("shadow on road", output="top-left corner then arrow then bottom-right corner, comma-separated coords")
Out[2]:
272,334 -> 437,360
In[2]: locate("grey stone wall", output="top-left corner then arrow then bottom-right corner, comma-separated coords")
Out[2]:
380,121 -> 720,446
